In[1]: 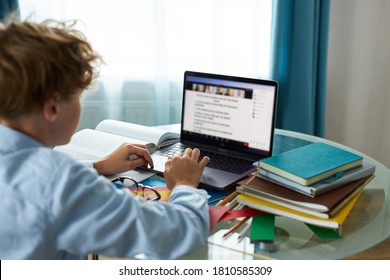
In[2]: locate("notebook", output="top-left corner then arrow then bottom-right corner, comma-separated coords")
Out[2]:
150,71 -> 278,189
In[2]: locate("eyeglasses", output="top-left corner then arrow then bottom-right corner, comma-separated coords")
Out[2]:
111,176 -> 161,201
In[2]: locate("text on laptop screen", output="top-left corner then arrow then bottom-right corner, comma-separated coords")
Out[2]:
181,73 -> 277,157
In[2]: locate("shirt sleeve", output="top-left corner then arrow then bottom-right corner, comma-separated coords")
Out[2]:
48,158 -> 209,260
78,160 -> 94,168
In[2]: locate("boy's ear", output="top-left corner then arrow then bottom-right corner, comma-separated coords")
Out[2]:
42,93 -> 61,122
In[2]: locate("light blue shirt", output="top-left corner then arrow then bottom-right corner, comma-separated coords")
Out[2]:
0,125 -> 209,260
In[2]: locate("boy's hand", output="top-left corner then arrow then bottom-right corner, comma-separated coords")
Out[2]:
163,148 -> 209,190
93,143 -> 154,175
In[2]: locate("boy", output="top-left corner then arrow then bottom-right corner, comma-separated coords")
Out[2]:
0,19 -> 210,259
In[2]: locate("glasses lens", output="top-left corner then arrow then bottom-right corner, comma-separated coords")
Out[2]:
121,178 -> 139,196
142,187 -> 160,201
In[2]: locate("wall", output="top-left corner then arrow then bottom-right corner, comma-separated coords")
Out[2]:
326,0 -> 390,168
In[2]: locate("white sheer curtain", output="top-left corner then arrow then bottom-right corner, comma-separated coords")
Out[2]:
19,0 -> 272,129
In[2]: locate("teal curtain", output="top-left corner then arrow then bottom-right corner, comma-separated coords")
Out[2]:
0,0 -> 19,20
271,0 -> 330,136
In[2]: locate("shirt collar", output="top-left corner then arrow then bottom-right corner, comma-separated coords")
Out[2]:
0,124 -> 44,154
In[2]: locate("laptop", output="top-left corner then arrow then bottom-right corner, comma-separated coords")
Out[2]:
150,71 -> 278,190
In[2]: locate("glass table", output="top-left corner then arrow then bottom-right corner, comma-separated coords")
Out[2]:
180,129 -> 390,260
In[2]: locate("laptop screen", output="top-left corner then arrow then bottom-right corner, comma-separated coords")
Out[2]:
181,71 -> 278,160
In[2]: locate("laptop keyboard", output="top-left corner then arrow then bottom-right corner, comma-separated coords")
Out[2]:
156,143 -> 254,174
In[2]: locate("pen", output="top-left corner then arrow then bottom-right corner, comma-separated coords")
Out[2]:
216,191 -> 238,206
237,221 -> 251,243
223,216 -> 250,238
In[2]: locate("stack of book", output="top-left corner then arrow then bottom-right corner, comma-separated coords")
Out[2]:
236,142 -> 376,230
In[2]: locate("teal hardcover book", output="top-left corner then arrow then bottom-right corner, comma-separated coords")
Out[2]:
257,163 -> 375,197
259,142 -> 363,186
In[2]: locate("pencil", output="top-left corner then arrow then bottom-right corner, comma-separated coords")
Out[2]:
245,164 -> 261,185
216,191 -> 238,206
223,216 -> 250,238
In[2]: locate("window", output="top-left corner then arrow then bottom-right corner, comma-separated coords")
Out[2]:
19,0 -> 272,129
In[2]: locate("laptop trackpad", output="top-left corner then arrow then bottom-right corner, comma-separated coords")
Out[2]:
200,167 -> 245,189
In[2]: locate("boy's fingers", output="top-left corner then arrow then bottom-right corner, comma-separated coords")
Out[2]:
183,147 -> 192,157
191,148 -> 201,160
131,146 -> 153,168
199,156 -> 210,168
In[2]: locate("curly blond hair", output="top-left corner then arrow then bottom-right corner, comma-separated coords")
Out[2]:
0,19 -> 102,119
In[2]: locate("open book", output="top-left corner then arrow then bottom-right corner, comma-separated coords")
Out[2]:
54,120 -> 179,178
55,119 -> 179,160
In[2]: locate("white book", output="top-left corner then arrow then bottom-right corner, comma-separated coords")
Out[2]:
53,119 -> 179,181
